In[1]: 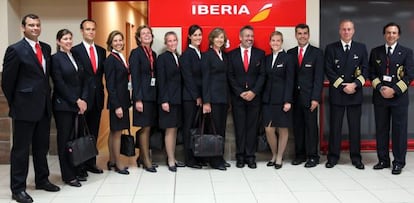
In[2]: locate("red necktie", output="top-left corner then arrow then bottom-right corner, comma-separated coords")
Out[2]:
298,47 -> 303,66
89,45 -> 97,74
243,49 -> 249,72
35,43 -> 43,66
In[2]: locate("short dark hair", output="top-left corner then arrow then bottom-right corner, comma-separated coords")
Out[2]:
56,29 -> 73,51
21,14 -> 39,26
295,23 -> 309,33
106,30 -> 124,51
80,19 -> 96,29
239,25 -> 254,36
187,24 -> 202,46
383,22 -> 401,35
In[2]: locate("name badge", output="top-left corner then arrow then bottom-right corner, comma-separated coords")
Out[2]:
305,64 -> 312,68
383,75 -> 392,82
276,64 -> 283,68
150,78 -> 156,86
128,81 -> 132,90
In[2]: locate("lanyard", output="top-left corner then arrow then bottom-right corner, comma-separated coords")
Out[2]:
143,46 -> 154,77
110,52 -> 130,80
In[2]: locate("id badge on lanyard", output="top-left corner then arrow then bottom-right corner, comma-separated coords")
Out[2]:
150,77 -> 156,86
383,75 -> 392,82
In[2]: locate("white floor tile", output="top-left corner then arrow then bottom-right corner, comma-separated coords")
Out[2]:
92,196 -> 134,203
132,194 -> 173,203
255,192 -> 298,203
285,179 -> 327,192
96,183 -> 137,196
215,193 -> 257,203
370,189 -> 414,203
355,177 -> 401,190
135,183 -> 175,195
249,180 -> 290,194
174,194 -> 216,203
319,178 -> 364,191
52,196 -> 94,203
331,190 -> 381,203
212,181 -> 252,194
293,191 -> 340,203
175,181 -> 214,195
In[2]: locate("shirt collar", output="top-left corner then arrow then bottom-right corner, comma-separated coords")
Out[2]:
25,37 -> 38,48
340,40 -> 352,49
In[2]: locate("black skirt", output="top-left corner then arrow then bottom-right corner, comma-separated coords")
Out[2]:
109,107 -> 130,131
262,104 -> 292,128
159,104 -> 182,129
133,101 -> 157,127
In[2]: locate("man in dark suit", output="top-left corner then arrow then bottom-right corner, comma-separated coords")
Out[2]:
228,25 -> 265,169
71,19 -> 106,174
2,14 -> 60,203
288,24 -> 324,168
369,22 -> 414,175
324,19 -> 368,170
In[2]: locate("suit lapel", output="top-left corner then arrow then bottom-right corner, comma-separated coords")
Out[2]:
22,39 -> 45,76
79,44 -> 94,75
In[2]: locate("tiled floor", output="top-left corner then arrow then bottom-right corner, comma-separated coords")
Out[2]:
1,152 -> 414,203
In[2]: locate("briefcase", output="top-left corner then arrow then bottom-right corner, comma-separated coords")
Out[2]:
192,113 -> 224,157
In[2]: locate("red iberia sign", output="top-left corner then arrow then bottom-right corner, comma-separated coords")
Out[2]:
149,0 -> 306,53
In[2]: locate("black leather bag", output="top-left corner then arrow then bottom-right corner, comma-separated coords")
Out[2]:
121,129 -> 136,156
192,113 -> 224,157
135,127 -> 165,150
66,115 -> 99,166
257,129 -> 270,152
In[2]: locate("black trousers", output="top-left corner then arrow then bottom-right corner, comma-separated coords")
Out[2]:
208,103 -> 227,167
327,104 -> 362,163
54,111 -> 78,182
231,98 -> 260,161
10,114 -> 51,193
374,104 -> 408,167
182,101 -> 201,164
293,104 -> 319,161
82,103 -> 102,168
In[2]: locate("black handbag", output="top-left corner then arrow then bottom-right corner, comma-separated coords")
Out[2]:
66,115 -> 99,166
257,129 -> 270,152
135,127 -> 165,150
192,113 -> 224,157
121,129 -> 136,156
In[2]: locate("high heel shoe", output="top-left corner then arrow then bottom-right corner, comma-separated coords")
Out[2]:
107,162 -> 116,170
137,159 -> 157,173
114,165 -> 130,175
137,158 -> 158,168
267,161 -> 276,167
65,179 -> 81,187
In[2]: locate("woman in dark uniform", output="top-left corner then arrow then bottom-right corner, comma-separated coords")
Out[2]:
157,31 -> 185,172
179,25 -> 203,169
51,29 -> 88,187
104,30 -> 131,175
129,25 -> 157,173
201,27 -> 230,170
262,31 -> 294,169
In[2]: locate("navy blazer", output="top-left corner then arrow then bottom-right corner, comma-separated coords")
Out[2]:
369,43 -> 414,106
1,39 -> 52,121
104,53 -> 131,110
180,47 -> 202,101
287,45 -> 324,107
324,41 -> 369,105
157,51 -> 182,105
228,46 -> 265,104
71,43 -> 106,110
51,51 -> 88,112
201,48 -> 229,104
129,46 -> 158,102
262,50 -> 294,105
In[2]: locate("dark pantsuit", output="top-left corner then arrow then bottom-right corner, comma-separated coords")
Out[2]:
182,101 -> 200,164
208,104 -> 227,167
328,104 -> 362,163
83,104 -> 102,167
293,105 -> 319,160
232,99 -> 260,161
54,111 -> 78,182
11,114 -> 51,193
374,104 -> 407,167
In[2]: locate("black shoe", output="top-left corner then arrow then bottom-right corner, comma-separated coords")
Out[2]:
392,165 -> 403,175
76,176 -> 87,182
186,162 -> 202,169
274,163 -> 283,169
373,161 -> 390,170
137,158 -> 158,168
352,161 -> 365,170
175,161 -> 186,167
325,161 -> 336,168
266,161 -> 275,167
304,159 -> 319,168
212,165 -> 227,171
224,162 -> 231,168
291,158 -> 306,165
65,179 -> 81,187
114,165 -> 130,175
77,169 -> 88,178
247,162 -> 257,169
168,165 -> 177,172
107,162 -> 116,170
35,181 -> 60,192
86,165 -> 103,174
143,165 -> 157,173
236,160 -> 245,168
12,191 -> 33,203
